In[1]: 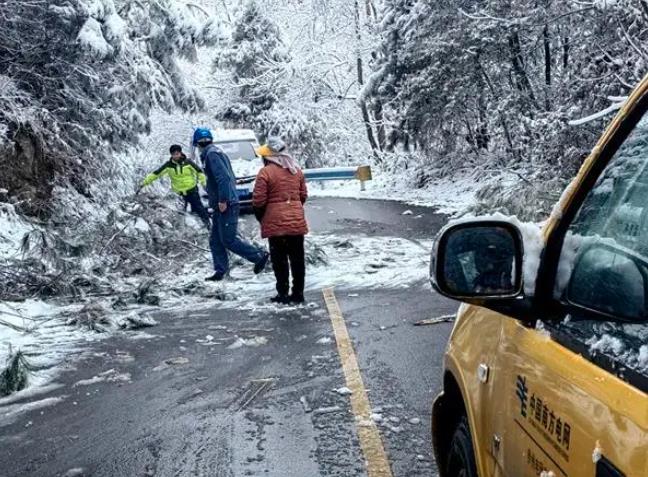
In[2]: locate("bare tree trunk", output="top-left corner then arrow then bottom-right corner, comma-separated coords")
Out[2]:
372,100 -> 387,151
544,25 -> 552,110
563,34 -> 569,70
354,0 -> 380,159
363,0 -> 389,152
477,59 -> 518,161
463,117 -> 480,155
476,92 -> 490,150
508,31 -> 538,108
219,0 -> 232,23
358,69 -> 380,155
364,0 -> 378,21
472,58 -> 490,151
639,0 -> 648,22
402,125 -> 411,153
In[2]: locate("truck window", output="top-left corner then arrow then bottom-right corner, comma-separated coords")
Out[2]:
215,141 -> 257,161
551,113 -> 648,384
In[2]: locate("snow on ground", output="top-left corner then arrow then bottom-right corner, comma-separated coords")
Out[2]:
72,369 -> 132,387
0,299 -> 160,401
1,395 -> 68,427
0,301 -> 84,369
165,233 -> 432,311
0,206 -> 432,397
308,170 -> 480,215
0,203 -> 32,258
0,209 -> 92,394
0,206 -> 162,398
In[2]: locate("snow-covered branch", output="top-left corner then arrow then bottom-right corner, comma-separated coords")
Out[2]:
568,100 -> 627,126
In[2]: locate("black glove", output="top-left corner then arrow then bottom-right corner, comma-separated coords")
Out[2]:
253,206 -> 266,223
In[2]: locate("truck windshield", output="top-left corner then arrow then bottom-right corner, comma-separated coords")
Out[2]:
552,110 -> 648,384
215,141 -> 257,161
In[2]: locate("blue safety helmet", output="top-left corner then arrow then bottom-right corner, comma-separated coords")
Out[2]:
192,128 -> 213,146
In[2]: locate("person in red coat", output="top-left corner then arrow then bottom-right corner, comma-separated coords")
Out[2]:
252,138 -> 309,304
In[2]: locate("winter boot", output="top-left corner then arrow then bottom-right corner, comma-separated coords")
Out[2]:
270,295 -> 290,305
205,272 -> 225,282
254,252 -> 270,274
289,294 -> 305,305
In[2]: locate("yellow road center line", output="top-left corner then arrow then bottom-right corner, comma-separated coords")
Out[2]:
322,287 -> 394,477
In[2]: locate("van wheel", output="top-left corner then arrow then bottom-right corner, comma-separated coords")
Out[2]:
446,416 -> 478,477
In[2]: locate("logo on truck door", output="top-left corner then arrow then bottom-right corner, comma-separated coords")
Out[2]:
516,375 -> 573,462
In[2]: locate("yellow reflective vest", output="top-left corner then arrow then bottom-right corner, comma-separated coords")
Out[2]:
142,155 -> 207,195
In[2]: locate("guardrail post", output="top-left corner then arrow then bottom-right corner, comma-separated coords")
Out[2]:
355,166 -> 372,192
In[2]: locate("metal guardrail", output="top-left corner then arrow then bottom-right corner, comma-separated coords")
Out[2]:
303,166 -> 372,181
236,165 -> 372,190
307,165 -> 373,190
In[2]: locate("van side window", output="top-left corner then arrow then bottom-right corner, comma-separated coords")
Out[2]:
552,114 -> 648,380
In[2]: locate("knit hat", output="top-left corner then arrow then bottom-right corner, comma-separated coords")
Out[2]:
267,137 -> 286,153
170,144 -> 182,154
255,137 -> 286,157
255,137 -> 299,175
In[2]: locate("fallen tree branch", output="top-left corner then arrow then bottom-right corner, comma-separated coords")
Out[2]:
414,315 -> 455,326
99,217 -> 137,255
0,317 -> 28,332
178,239 -> 211,253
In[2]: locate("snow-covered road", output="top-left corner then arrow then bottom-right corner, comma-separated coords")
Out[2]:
0,198 -> 456,477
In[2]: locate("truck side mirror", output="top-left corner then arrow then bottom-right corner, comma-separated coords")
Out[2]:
431,221 -> 524,300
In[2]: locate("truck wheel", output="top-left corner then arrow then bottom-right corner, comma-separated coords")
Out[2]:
446,416 -> 478,477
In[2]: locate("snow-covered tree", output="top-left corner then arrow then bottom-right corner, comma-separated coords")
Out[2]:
212,1 -> 336,166
214,1 -> 288,123
366,0 -> 648,183
0,0 -> 220,215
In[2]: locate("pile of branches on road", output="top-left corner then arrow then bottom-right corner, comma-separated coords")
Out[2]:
1,189 -> 329,309
0,192 -> 217,306
0,350 -> 32,397
0,193 -> 223,396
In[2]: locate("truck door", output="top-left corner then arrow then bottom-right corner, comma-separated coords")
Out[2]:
491,318 -> 646,477
490,107 -> 648,477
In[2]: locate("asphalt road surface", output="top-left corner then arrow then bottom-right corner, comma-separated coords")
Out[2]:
0,198 -> 459,477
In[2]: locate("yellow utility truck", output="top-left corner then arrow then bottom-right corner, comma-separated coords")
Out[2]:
430,76 -> 648,477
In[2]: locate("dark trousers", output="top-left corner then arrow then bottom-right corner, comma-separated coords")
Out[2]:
183,187 -> 210,225
269,235 -> 305,298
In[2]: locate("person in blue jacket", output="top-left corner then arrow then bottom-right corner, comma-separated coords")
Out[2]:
193,128 -> 270,281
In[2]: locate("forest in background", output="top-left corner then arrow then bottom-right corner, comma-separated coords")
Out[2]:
1,0 -> 647,219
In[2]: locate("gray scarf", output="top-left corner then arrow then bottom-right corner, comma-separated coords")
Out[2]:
265,153 -> 300,175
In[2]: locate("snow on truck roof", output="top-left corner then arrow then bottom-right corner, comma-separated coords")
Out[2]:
212,129 -> 258,143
